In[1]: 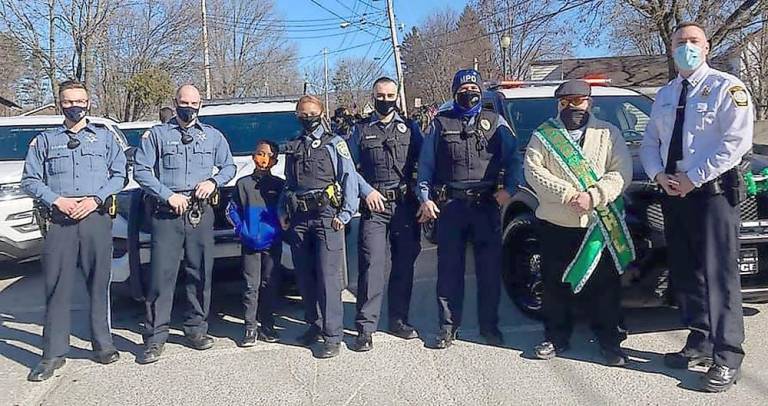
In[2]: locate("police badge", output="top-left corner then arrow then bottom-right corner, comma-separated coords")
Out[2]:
479,119 -> 491,131
311,139 -> 322,148
397,123 -> 407,133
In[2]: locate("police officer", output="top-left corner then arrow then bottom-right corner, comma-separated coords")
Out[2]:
347,77 -> 423,351
133,84 -> 236,364
21,80 -> 127,381
417,69 -> 521,348
279,95 -> 359,359
640,22 -> 753,392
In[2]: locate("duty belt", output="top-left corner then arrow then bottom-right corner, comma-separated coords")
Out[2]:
433,184 -> 494,205
381,183 -> 409,202
295,191 -> 329,213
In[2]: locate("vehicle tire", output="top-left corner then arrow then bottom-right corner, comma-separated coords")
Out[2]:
501,212 -> 544,320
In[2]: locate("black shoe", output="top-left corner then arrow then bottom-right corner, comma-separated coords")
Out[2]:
27,358 -> 65,382
600,345 -> 629,367
315,342 -> 341,359
534,341 -> 569,360
258,326 -> 280,343
241,329 -> 257,347
389,322 -> 418,340
664,348 -> 713,369
187,334 -> 215,350
434,328 -> 457,349
351,333 -> 373,352
701,364 -> 740,392
94,350 -> 120,365
480,328 -> 504,346
137,343 -> 164,365
298,325 -> 322,347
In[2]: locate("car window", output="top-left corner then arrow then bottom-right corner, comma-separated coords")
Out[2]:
121,127 -> 148,147
0,124 -> 60,161
199,111 -> 302,156
503,94 -> 653,147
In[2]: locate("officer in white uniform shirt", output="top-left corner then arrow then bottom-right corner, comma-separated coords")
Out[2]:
640,22 -> 754,393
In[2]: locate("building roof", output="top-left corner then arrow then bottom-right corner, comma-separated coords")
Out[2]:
0,95 -> 21,110
530,55 -> 672,87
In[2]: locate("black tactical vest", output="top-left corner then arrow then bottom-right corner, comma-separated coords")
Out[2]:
284,132 -> 335,191
356,119 -> 412,185
434,110 -> 502,185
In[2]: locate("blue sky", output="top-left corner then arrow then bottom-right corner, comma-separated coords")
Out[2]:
273,0 -> 609,76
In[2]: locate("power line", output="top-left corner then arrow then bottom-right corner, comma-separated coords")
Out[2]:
307,0 -> 383,37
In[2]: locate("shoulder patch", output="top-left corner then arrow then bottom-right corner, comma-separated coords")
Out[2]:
397,122 -> 408,133
336,141 -> 351,159
479,118 -> 491,131
142,130 -> 151,139
728,86 -> 749,107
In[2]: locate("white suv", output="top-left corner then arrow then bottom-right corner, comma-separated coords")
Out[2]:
111,98 -> 333,298
0,115 -> 128,263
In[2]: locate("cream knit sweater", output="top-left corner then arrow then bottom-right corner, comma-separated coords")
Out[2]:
524,117 -> 633,228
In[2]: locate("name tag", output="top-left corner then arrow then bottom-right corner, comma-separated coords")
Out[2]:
365,135 -> 377,140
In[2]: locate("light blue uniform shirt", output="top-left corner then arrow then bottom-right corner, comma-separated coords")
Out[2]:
21,122 -> 127,207
133,118 -> 237,201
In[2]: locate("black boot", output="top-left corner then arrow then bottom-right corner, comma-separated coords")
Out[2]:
315,342 -> 341,359
663,348 -> 713,369
27,358 -> 66,382
137,343 -> 164,365
93,350 -> 120,365
186,334 -> 215,350
351,332 -> 373,352
258,326 -> 280,343
701,365 -> 740,393
389,321 -> 418,340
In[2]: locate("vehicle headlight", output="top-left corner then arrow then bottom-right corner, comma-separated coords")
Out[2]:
0,183 -> 27,202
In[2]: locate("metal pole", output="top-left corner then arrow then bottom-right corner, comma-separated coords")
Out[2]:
201,0 -> 212,99
502,47 -> 508,81
386,0 -> 407,116
473,57 -> 479,71
323,47 -> 330,119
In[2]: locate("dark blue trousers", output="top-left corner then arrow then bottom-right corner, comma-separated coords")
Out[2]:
144,205 -> 215,345
287,207 -> 345,345
436,198 -> 501,333
41,211 -> 115,358
355,199 -> 421,334
662,193 -> 745,368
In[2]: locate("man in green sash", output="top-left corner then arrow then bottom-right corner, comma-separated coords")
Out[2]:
524,80 -> 633,366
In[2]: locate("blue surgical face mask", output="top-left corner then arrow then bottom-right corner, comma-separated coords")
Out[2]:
673,43 -> 704,71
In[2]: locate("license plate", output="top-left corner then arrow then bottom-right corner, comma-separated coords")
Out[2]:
738,248 -> 759,275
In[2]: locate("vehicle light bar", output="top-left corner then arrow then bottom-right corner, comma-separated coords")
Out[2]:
487,79 -> 612,89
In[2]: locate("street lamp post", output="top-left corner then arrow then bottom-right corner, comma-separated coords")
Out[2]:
500,33 -> 512,80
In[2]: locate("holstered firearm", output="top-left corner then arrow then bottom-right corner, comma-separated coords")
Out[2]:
33,200 -> 51,238
431,185 -> 448,206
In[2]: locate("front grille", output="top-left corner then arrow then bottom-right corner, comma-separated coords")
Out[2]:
645,195 -> 759,231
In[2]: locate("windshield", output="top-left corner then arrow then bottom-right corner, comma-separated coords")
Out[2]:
122,127 -> 149,147
0,124 -> 61,161
199,110 -> 302,156
504,95 -> 653,148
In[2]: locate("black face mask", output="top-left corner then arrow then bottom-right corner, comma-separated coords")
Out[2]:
63,106 -> 87,123
374,99 -> 397,116
455,90 -> 482,110
299,116 -> 322,132
175,106 -> 199,123
560,108 -> 590,131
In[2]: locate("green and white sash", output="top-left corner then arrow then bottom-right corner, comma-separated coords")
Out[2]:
533,119 -> 635,293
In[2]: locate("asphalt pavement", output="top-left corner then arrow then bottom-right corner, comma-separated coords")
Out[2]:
1,247 -> 767,405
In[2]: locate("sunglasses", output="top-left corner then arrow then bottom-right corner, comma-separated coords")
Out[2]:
558,96 -> 590,108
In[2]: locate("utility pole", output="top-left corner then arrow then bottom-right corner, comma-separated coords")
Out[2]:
201,0 -> 212,99
323,48 -> 330,119
386,0 -> 407,116
473,57 -> 479,71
